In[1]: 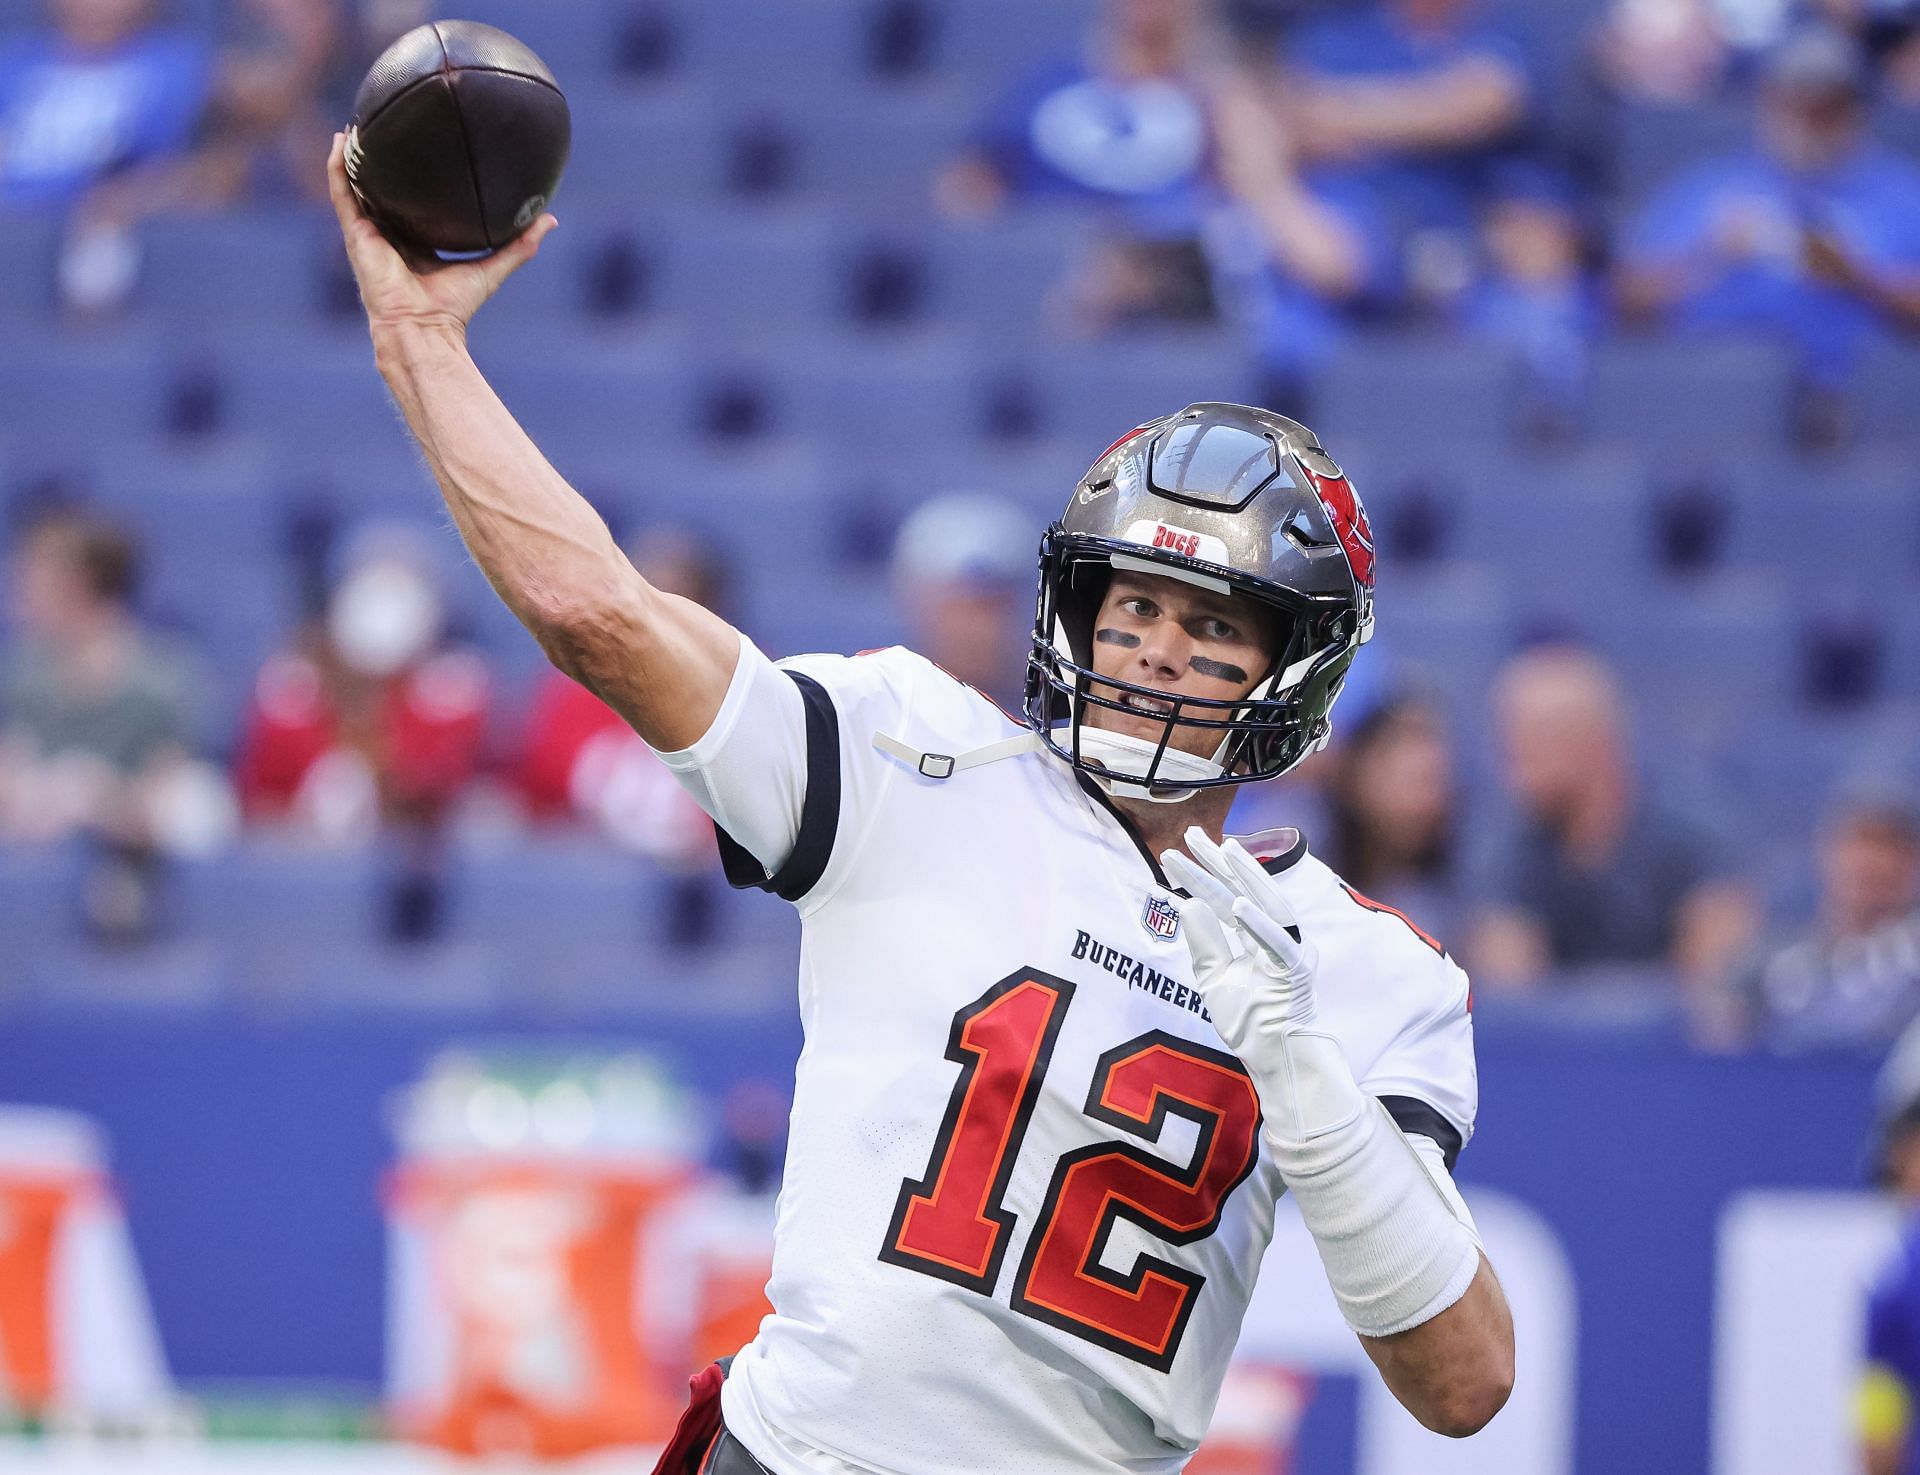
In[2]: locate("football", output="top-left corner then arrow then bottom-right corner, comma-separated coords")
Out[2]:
346,20 -> 571,260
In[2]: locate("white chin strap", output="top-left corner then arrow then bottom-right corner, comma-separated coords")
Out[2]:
1074,726 -> 1228,804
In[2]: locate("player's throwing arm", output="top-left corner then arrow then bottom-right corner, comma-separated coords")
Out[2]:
324,133 -> 740,753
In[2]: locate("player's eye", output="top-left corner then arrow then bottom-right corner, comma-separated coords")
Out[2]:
1120,596 -> 1157,619
1196,616 -> 1238,642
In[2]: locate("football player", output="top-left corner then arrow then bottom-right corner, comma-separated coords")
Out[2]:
327,134 -> 1513,1474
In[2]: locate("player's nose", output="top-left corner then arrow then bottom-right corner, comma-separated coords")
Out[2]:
1134,617 -> 1190,680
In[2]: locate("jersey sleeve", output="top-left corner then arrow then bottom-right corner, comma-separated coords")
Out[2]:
650,637 -> 917,909
1360,952 -> 1478,1173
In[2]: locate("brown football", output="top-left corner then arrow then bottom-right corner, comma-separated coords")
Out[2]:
346,20 -> 570,259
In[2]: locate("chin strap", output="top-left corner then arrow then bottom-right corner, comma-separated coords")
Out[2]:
872,731 -> 1044,780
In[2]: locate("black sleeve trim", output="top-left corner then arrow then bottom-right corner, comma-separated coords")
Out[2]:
713,671 -> 841,903
1379,1095 -> 1463,1174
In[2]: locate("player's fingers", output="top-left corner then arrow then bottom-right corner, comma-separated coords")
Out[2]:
1174,896 -> 1236,980
1180,826 -> 1245,900
1219,838 -> 1300,930
1160,848 -> 1237,921
478,214 -> 557,292
1232,896 -> 1307,972
325,132 -> 362,234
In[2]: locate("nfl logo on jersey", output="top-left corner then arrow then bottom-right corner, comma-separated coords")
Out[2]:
1141,894 -> 1181,940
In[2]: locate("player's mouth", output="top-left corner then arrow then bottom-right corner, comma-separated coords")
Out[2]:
1120,692 -> 1177,718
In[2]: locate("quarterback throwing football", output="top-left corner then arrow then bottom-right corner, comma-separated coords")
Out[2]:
327,135 -> 1513,1473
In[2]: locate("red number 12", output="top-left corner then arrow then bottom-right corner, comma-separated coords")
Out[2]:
879,970 -> 1262,1371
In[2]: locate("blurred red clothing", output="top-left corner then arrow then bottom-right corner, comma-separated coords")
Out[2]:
516,672 -> 713,866
236,647 -> 489,823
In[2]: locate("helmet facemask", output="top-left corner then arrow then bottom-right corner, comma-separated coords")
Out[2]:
1025,530 -> 1361,802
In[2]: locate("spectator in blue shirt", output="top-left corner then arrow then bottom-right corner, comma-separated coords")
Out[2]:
0,0 -> 214,212
1273,0 -> 1534,243
1617,26 -> 1920,394
1456,161 -> 1606,440
1860,1018 -> 1920,1475
938,0 -> 1228,329
1206,73 -> 1394,395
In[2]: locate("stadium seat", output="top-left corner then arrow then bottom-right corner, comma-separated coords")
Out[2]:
1586,337 -> 1798,451
561,87 -> 730,210
925,210 -> 1103,332
1021,332 -> 1259,447
1312,336 -> 1518,452
170,843 -> 387,950
779,334 -> 980,445
259,941 -> 509,1014
22,942 -> 228,1012
1720,454 -> 1920,592
0,212 -> 59,323
213,345 -> 416,455
647,209 -> 845,332
780,89 -> 975,216
669,0 -> 871,88
132,211 -> 335,327
484,341 -> 706,459
929,0 -> 1096,80
1588,576 -> 1795,734
523,938 -> 798,1020
0,845 -> 89,967
441,838 -> 660,952
0,335 -> 178,453
1851,340 -> 1920,448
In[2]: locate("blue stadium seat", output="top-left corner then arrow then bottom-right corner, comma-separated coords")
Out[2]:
171,843 -> 386,949
260,941 -> 508,1014
925,210 -> 1102,331
428,0 -> 624,83
649,209 -> 844,332
931,0 -> 1096,79
215,346 -> 416,454
1313,337 -> 1517,451
1721,455 -> 1920,591
0,212 -> 59,323
22,942 -> 228,1012
523,938 -> 798,1020
483,342 -> 704,459
670,0 -> 870,88
1586,337 -> 1798,450
1023,334 -> 1259,447
132,211 -> 334,326
782,90 -> 974,214
1852,340 -> 1920,447
1451,461 -> 1651,605
780,335 -> 979,444
757,569 -> 906,657
1587,577 -> 1794,730
0,844 -> 89,963
0,335 -> 177,452
562,88 -> 729,209
440,838 -> 660,952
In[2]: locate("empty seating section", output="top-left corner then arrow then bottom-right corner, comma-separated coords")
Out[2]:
2,0 -> 1914,989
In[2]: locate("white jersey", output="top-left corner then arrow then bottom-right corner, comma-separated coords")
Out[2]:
654,640 -> 1477,1475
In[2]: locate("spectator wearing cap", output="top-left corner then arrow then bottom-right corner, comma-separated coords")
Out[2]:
1744,791 -> 1920,1051
1456,161 -> 1606,440
235,524 -> 489,846
1467,642 -> 1758,1016
0,0 -> 214,211
1617,26 -> 1920,407
938,0 -> 1230,330
892,493 -> 1033,714
1269,0 -> 1535,245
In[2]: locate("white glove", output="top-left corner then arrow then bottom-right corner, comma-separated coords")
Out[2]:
1159,828 -> 1366,1147
1161,826 -> 1483,1339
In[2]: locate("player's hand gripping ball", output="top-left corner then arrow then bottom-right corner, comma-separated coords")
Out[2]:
345,20 -> 570,260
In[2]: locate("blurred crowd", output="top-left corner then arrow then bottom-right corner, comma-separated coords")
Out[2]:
3,0 -> 1918,1053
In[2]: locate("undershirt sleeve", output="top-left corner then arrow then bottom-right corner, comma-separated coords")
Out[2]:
649,631 -> 810,877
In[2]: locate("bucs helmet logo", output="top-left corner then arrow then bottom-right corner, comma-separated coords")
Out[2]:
1303,466 -> 1375,591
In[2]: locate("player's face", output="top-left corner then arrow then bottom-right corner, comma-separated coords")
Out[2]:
1085,570 -> 1276,758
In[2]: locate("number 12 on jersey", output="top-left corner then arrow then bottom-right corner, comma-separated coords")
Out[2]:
879,970 -> 1263,1372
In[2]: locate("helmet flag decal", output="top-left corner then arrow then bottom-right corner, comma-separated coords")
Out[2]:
1302,466 -> 1375,591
